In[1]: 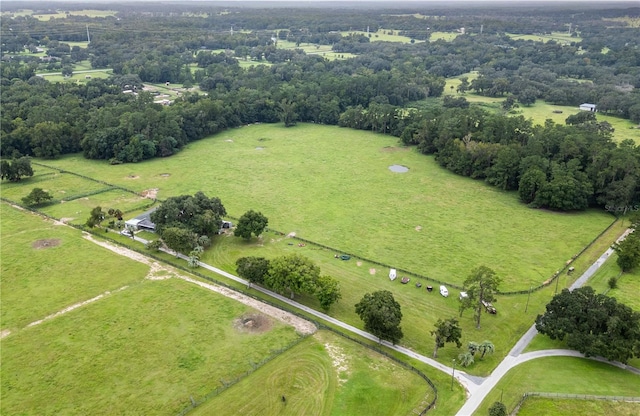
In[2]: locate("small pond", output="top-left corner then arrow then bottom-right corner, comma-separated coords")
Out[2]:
389,165 -> 409,173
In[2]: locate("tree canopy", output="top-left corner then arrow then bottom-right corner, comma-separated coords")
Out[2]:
150,192 -> 226,238
21,187 -> 52,206
460,266 -> 502,329
355,290 -> 403,344
234,210 -> 269,240
236,256 -> 270,285
535,286 -> 640,364
431,317 -> 463,358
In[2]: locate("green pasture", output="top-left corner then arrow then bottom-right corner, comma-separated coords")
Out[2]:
505,32 -> 581,45
339,29 -> 417,43
38,69 -> 112,84
37,123 -> 613,292
0,203 -> 149,330
20,9 -> 117,20
0,278 -> 301,415
585,251 -> 640,312
0,169 -> 107,204
40,189 -> 156,225
66,41 -> 90,49
603,16 -> 640,28
473,356 -> 640,415
516,397 -> 640,416
191,330 -> 429,416
429,31 -> 460,42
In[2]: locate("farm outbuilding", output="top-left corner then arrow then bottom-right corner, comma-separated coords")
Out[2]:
579,103 -> 597,112
125,208 -> 157,232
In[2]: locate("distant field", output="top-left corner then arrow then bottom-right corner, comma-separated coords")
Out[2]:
473,356 -> 640,415
429,31 -> 460,42
6,9 -> 118,20
38,70 -> 112,83
340,29 -> 417,43
191,330 -> 429,416
516,397 -> 640,416
0,277 -> 301,415
506,31 -> 581,45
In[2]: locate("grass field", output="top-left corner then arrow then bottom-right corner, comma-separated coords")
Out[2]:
473,356 -> 640,415
505,31 -> 581,45
0,277 -> 302,415
5,9 -> 118,20
0,203 -> 149,330
191,330 -> 429,416
429,31 -> 460,42
339,29 -> 418,43
516,397 -> 640,416
33,123 -> 614,292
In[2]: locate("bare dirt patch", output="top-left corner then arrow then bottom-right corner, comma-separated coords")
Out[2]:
0,329 -> 11,339
32,238 -> 61,249
126,175 -> 139,179
58,217 -> 74,224
233,313 -> 273,334
415,226 -> 422,231
141,188 -> 159,199
287,232 -> 296,237
369,268 -> 376,275
324,343 -> 350,384
356,261 -> 362,267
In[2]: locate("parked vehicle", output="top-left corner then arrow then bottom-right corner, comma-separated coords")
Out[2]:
482,300 -> 497,314
439,285 -> 449,297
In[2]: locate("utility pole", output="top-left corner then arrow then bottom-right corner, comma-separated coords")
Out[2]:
86,25 -> 90,44
450,359 -> 456,390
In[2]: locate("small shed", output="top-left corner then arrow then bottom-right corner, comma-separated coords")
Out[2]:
579,103 -> 597,112
389,269 -> 397,281
125,208 -> 157,232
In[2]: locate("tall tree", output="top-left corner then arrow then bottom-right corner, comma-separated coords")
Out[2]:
613,231 -> 640,272
461,266 -> 502,329
431,317 -> 463,358
355,290 -> 403,344
535,287 -> 640,364
264,253 -> 320,299
236,256 -> 270,286
85,206 -> 106,228
478,340 -> 495,359
488,401 -> 507,416
21,188 -> 53,206
315,275 -> 341,312
234,210 -> 269,240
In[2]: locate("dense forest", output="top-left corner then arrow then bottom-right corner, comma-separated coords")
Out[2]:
1,2 -> 639,212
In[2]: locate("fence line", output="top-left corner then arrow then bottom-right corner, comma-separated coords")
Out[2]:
510,392 -> 640,415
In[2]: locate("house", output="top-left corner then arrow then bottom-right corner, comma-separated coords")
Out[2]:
125,208 -> 157,232
579,103 -> 597,112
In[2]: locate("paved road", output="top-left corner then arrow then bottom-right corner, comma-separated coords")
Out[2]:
129,228 -> 637,415
455,227 -> 635,416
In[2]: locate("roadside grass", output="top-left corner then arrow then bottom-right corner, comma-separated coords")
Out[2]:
473,357 -> 640,415
36,123 -> 613,293
586,250 -> 640,312
516,397 -> 640,416
0,278 -> 301,416
191,330 -> 428,416
0,170 -> 108,204
0,203 -> 149,330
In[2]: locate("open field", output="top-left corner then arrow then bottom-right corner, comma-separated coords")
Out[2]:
429,31 -> 460,42
0,169 -> 109,203
473,356 -> 640,415
3,9 -> 118,20
339,29 -> 418,43
506,31 -> 581,45
33,123 -> 614,292
516,397 -> 640,416
37,69 -> 112,84
0,277 -> 302,415
583,250 -> 640,312
275,40 -> 357,60
0,203 -> 149,330
191,330 -> 429,416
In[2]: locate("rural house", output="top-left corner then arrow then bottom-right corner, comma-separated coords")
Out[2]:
579,103 -> 597,112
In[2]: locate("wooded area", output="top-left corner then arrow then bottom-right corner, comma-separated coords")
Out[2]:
1,2 -> 639,212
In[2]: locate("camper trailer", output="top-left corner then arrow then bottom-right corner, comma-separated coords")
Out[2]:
389,269 -> 397,281
440,285 -> 449,297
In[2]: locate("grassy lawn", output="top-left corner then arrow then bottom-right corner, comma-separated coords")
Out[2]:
584,251 -> 640,312
339,29 -> 417,43
517,397 -> 640,416
473,357 -> 640,415
0,203 -> 149,330
38,70 -> 112,84
0,169 -> 109,204
429,31 -> 460,42
35,124 -> 613,292
191,330 -> 429,416
505,32 -> 581,45
0,278 -> 301,415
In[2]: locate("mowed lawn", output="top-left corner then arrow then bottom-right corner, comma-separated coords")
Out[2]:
474,357 -> 640,415
40,123 -> 614,291
517,397 -> 640,416
0,278 -> 302,415
191,330 -> 429,416
0,203 -> 148,330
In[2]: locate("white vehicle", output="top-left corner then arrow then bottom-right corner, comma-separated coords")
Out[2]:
440,285 -> 449,297
389,268 -> 397,281
459,291 -> 468,300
